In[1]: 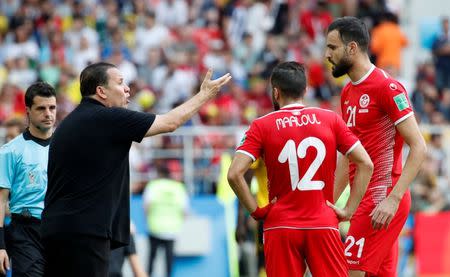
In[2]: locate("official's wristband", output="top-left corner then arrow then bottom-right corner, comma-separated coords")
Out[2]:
0,227 -> 5,249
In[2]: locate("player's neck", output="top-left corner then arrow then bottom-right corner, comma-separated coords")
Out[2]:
347,57 -> 373,83
280,99 -> 304,108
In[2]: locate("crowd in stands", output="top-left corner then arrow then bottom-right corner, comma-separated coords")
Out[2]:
0,0 -> 449,213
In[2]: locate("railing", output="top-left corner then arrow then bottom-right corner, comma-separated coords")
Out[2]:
1,124 -> 449,194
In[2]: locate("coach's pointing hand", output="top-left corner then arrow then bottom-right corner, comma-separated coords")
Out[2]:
200,69 -> 232,97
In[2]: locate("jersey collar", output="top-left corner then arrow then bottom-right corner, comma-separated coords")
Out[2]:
280,103 -> 305,110
23,129 -> 51,147
351,64 -> 376,85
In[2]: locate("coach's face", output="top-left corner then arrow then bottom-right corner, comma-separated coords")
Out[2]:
325,30 -> 353,78
103,67 -> 130,108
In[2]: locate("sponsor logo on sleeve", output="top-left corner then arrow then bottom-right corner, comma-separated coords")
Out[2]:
389,83 -> 398,90
393,93 -> 409,111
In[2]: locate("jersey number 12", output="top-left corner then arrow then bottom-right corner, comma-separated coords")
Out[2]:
278,137 -> 326,191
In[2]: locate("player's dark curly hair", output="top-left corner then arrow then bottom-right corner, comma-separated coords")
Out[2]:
270,61 -> 307,99
327,16 -> 370,53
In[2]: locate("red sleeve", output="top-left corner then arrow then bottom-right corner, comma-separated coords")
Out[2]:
340,85 -> 348,117
236,121 -> 264,161
334,112 -> 360,155
378,79 -> 414,125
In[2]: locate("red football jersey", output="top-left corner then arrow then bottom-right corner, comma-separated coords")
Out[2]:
341,65 -> 413,207
237,104 -> 359,230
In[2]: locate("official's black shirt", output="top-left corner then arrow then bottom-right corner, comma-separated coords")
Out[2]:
41,97 -> 155,248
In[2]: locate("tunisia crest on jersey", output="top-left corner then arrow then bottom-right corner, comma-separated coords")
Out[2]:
359,94 -> 370,108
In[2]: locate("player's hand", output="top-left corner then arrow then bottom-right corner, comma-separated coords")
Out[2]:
370,195 -> 400,230
250,197 -> 277,221
200,69 -> 232,97
0,249 -> 10,275
326,200 -> 352,222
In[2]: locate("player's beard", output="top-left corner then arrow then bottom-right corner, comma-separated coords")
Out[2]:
332,56 -> 353,78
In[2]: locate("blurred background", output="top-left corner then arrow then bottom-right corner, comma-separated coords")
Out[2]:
0,0 -> 449,276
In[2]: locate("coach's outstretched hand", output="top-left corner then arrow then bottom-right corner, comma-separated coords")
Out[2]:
200,69 -> 232,97
0,249 -> 10,275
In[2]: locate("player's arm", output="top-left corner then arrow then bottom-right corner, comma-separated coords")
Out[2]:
371,116 -> 426,229
228,153 -> 274,221
0,189 -> 10,274
235,170 -> 254,243
128,254 -> 148,277
228,153 -> 258,215
334,154 -> 349,201
145,70 -> 231,136
328,144 -> 373,221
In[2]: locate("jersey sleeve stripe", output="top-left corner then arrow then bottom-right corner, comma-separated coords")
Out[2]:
345,141 -> 361,156
394,112 -> 414,126
236,150 -> 256,161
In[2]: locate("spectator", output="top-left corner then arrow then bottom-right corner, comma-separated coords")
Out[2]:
299,0 -> 333,44
7,56 -> 37,91
65,15 -> 99,51
438,87 -> 450,121
143,162 -> 189,277
370,12 -> 408,74
155,0 -> 189,29
4,20 -> 39,62
2,116 -> 25,143
411,155 -> 447,212
72,35 -> 99,74
133,11 -> 170,66
432,16 -> 450,91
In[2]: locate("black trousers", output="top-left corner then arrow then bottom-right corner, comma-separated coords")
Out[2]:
108,234 -> 136,277
43,234 -> 110,277
148,235 -> 174,277
5,216 -> 45,277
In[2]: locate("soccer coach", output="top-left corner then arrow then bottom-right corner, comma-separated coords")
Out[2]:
40,62 -> 231,277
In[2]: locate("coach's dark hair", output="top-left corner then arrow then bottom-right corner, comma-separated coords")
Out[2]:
327,16 -> 370,52
80,62 -> 116,97
270,61 -> 307,99
25,82 -> 56,108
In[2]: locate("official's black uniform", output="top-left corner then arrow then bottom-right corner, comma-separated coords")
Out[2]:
41,98 -> 154,277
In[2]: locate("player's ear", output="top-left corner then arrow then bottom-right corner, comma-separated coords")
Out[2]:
348,41 -> 358,55
96,85 -> 107,99
273,87 -> 280,100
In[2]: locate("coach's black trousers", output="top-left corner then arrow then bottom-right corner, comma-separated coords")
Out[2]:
5,215 -> 45,277
43,234 -> 110,277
